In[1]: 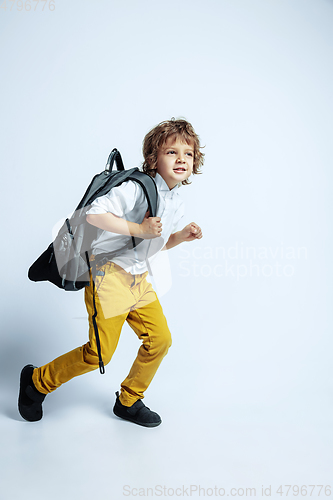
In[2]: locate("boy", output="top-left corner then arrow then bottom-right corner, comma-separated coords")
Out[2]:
18,118 -> 204,427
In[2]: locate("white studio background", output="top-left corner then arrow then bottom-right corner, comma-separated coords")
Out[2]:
1,0 -> 333,498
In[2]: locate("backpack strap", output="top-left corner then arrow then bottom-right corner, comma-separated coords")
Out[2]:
126,170 -> 158,217
85,251 -> 105,374
126,170 -> 158,277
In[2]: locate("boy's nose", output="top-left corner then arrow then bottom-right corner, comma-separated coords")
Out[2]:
176,157 -> 186,163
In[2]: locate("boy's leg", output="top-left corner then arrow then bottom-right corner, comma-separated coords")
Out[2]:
32,315 -> 127,394
119,274 -> 172,407
32,261 -> 136,394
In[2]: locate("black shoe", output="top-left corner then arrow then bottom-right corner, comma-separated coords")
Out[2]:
113,391 -> 162,427
18,365 -> 46,422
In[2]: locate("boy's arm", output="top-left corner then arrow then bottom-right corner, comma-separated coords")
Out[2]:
162,222 -> 203,251
86,211 -> 162,239
161,232 -> 183,251
86,212 -> 141,237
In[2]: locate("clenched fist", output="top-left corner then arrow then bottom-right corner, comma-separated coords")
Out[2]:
139,210 -> 162,239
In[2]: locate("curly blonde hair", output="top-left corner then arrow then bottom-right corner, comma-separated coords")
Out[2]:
142,118 -> 204,186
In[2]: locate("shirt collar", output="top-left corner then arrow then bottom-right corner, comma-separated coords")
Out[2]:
154,172 -> 179,193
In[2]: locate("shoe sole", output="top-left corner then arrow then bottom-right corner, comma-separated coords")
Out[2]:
113,407 -> 162,427
18,365 -> 43,422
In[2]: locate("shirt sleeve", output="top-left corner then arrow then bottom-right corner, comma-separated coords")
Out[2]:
171,198 -> 185,233
86,180 -> 143,218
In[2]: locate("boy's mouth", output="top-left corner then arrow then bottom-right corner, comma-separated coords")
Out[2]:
173,168 -> 186,172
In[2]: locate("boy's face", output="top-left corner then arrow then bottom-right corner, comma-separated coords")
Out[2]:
155,136 -> 194,190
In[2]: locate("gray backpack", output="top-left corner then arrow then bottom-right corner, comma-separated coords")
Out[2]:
28,149 -> 158,290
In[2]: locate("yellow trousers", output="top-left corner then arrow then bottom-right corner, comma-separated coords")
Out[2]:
32,261 -> 172,406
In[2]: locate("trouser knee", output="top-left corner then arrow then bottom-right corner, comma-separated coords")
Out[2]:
83,342 -> 113,368
152,329 -> 172,356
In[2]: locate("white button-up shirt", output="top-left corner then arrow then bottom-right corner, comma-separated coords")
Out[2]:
86,172 -> 185,275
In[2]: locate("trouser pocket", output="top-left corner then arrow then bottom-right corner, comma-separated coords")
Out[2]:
93,262 -> 109,292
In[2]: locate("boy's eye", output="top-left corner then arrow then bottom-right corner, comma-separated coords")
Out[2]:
166,150 -> 193,156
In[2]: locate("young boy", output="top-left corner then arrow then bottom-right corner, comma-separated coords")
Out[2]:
18,118 -> 204,427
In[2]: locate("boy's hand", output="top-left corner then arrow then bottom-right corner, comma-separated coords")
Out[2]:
138,210 -> 162,239
180,222 -> 202,242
